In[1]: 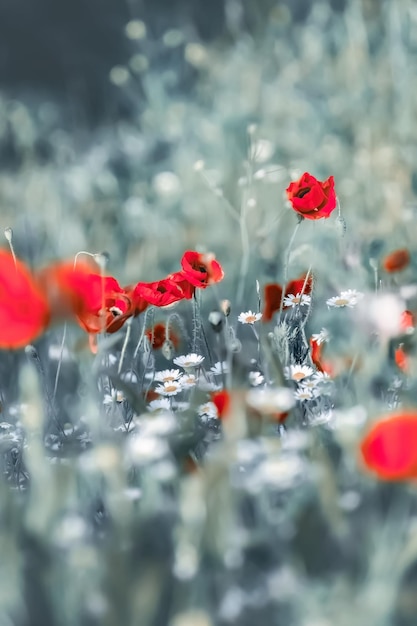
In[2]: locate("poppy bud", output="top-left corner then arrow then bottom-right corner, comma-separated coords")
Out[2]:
220,299 -> 231,317
208,311 -> 223,332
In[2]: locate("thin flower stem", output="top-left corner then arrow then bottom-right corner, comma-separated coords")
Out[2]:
118,318 -> 132,375
279,217 -> 303,318
4,228 -> 17,269
53,323 -> 67,402
236,195 -> 251,308
133,309 -> 149,359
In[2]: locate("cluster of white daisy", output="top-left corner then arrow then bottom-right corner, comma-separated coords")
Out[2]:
145,354 -> 230,413
284,364 -> 332,402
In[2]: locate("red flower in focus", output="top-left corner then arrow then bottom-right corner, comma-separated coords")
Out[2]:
180,250 -> 224,289
166,271 -> 195,299
211,390 -> 231,420
0,250 -> 50,349
286,172 -> 336,220
263,273 -> 313,322
360,411 -> 417,481
133,277 -> 186,308
146,323 -> 180,350
383,248 -> 410,273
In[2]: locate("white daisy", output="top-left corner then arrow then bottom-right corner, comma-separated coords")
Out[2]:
173,353 -> 205,369
148,398 -> 171,412
249,371 -> 265,386
198,402 -> 219,419
283,293 -> 311,308
238,311 -> 262,324
155,381 -> 183,396
294,388 -> 314,402
179,374 -> 197,388
312,371 -> 331,383
284,364 -> 314,382
154,369 -> 182,383
210,361 -> 229,375
299,378 -> 320,391
198,379 -> 222,392
327,289 -> 363,308
311,328 -> 330,345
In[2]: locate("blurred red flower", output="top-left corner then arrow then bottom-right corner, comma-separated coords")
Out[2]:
360,411 -> 417,481
0,250 -> 50,349
146,323 -> 180,350
263,273 -> 313,322
382,248 -> 410,273
211,390 -> 231,419
38,261 -> 135,334
286,172 -> 336,220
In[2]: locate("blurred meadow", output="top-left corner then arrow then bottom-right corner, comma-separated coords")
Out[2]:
1,1 -> 417,625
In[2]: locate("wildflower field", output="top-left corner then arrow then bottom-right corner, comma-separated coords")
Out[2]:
2,0 -> 417,624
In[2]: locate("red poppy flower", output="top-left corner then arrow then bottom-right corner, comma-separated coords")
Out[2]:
38,261 -> 134,334
309,337 -> 333,376
360,411 -> 417,481
263,273 -> 313,322
133,277 -> 187,308
286,172 -> 336,220
180,250 -> 224,288
166,271 -> 195,299
0,250 -> 50,349
146,323 -> 180,350
263,284 -> 283,323
211,390 -> 231,420
383,248 -> 410,273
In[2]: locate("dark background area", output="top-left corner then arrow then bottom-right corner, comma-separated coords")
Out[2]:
0,0 -> 348,124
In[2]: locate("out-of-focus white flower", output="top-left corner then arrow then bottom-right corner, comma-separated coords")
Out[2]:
299,378 -> 319,390
173,354 -> 205,369
198,379 -> 222,392
294,388 -> 314,402
249,371 -> 264,386
284,365 -> 314,382
283,293 -> 311,308
311,328 -> 330,345
103,390 -> 125,405
327,289 -> 363,308
210,361 -> 229,375
148,399 -> 171,412
246,387 -> 295,414
238,311 -> 262,324
312,371 -> 332,383
179,374 -> 197,388
198,402 -> 218,419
